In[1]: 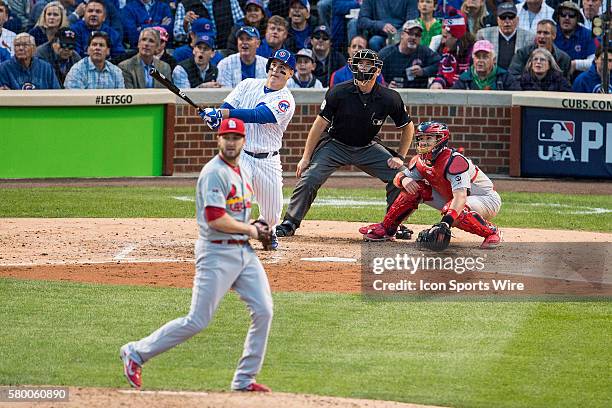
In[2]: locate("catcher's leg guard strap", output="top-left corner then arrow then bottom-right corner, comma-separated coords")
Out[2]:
381,181 -> 431,233
455,209 -> 498,238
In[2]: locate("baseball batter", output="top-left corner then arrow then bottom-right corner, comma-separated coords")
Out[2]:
200,49 -> 297,250
120,118 -> 274,392
360,121 -> 503,249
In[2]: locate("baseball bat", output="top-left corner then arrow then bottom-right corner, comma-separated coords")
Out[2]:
149,67 -> 202,113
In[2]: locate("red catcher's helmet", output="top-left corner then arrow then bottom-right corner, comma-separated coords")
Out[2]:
415,121 -> 450,161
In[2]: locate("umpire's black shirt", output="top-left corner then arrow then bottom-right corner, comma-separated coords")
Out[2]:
319,81 -> 411,147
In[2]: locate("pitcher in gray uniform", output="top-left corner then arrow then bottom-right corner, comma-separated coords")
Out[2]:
120,118 -> 274,392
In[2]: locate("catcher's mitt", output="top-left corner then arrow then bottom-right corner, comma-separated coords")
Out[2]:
251,220 -> 273,251
416,222 -> 451,251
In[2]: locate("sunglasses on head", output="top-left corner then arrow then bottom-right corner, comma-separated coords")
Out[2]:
559,11 -> 577,18
313,34 -> 330,41
498,14 -> 515,21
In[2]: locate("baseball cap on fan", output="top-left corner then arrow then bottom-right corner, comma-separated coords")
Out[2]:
192,18 -> 215,36
290,0 -> 310,12
57,28 -> 77,49
402,20 -> 423,32
472,40 -> 495,55
237,25 -> 261,40
195,34 -> 215,49
218,118 -> 246,137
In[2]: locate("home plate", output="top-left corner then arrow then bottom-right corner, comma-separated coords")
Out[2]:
300,257 -> 357,263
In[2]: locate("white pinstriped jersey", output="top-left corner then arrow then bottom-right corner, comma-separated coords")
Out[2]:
224,78 -> 296,153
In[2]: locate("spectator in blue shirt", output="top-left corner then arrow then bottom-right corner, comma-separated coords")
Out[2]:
64,30 -> 124,88
70,0 -> 124,59
28,1 -> 69,46
357,0 -> 418,51
573,44 -> 612,93
256,15 -> 289,58
287,0 -> 314,53
0,32 -> 60,89
121,0 -> 173,48
553,1 -> 596,76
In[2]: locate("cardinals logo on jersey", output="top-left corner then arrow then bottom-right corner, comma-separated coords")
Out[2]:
226,184 -> 252,212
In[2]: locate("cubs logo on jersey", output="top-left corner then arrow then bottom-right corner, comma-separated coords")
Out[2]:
278,100 -> 291,113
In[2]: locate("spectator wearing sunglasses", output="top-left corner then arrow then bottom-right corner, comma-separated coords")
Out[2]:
553,1 -> 596,77
379,20 -> 440,89
310,25 -> 345,87
476,2 -> 535,69
515,0 -> 554,33
35,27 -> 80,87
64,30 -> 124,88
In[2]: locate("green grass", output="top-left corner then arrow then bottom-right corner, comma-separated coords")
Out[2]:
0,279 -> 610,408
0,186 -> 610,232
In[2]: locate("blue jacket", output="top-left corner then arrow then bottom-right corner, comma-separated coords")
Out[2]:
0,47 -> 9,63
70,20 -> 125,59
332,0 -> 358,50
357,0 -> 418,35
554,25 -> 596,60
121,0 -> 173,48
0,57 -> 60,89
572,62 -> 611,93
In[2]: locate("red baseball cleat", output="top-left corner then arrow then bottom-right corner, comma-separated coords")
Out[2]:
362,223 -> 396,242
237,382 -> 271,392
480,230 -> 503,249
120,345 -> 142,388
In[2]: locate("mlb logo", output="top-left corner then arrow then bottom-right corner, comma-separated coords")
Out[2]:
537,120 -> 575,142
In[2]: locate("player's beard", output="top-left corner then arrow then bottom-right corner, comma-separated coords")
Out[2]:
220,147 -> 241,163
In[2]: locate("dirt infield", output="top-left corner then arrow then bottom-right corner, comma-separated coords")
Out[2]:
1,218 -> 610,407
15,386 -> 446,408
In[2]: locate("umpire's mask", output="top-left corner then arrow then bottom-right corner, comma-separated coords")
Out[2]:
348,49 -> 383,83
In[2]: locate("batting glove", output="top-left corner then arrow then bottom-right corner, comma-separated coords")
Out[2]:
199,108 -> 222,130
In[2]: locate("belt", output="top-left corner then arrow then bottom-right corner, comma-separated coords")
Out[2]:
243,150 -> 279,159
210,240 -> 249,245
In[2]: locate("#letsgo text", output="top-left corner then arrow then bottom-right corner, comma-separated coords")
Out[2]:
95,95 -> 134,105
371,279 -> 525,292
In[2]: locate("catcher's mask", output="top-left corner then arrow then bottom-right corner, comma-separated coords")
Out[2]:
415,121 -> 450,161
348,48 -> 383,84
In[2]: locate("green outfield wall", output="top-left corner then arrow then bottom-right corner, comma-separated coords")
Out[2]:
0,105 -> 165,178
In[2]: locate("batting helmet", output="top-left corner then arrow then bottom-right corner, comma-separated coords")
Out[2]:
348,48 -> 383,82
266,49 -> 296,72
415,121 -> 450,161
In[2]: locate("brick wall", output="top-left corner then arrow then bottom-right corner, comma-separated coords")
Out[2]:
173,101 -> 512,175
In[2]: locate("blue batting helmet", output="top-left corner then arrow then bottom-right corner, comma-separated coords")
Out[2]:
266,49 -> 296,72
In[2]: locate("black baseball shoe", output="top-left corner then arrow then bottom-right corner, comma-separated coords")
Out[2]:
275,220 -> 296,237
395,224 -> 413,240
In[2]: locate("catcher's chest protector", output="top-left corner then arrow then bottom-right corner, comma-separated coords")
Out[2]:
415,149 -> 453,201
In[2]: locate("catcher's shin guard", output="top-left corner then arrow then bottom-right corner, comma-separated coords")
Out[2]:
454,208 -> 498,238
381,181 -> 432,234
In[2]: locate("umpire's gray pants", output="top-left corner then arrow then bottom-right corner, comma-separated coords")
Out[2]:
127,240 -> 273,390
284,138 -> 405,226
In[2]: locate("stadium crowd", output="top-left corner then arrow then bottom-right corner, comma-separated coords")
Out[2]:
0,0 -> 609,93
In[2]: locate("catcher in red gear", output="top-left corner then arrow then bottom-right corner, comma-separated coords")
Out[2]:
359,121 -> 503,250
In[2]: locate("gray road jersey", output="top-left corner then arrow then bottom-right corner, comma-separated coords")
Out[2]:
196,155 -> 254,240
